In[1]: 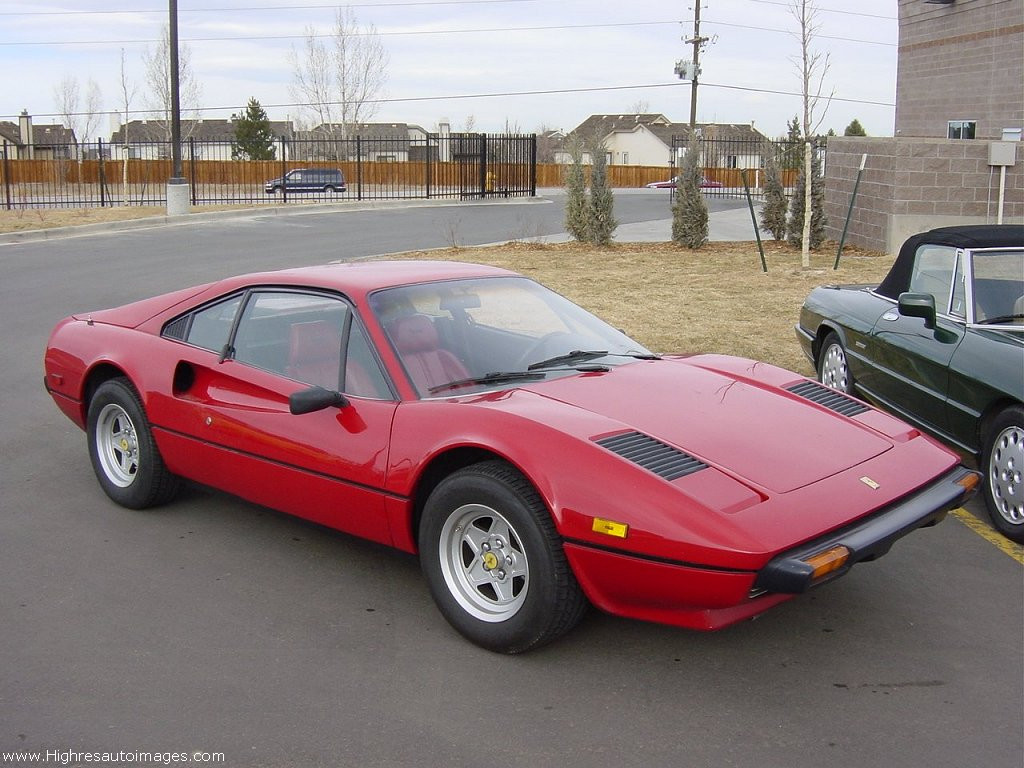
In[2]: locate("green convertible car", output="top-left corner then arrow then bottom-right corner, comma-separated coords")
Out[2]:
797,225 -> 1024,542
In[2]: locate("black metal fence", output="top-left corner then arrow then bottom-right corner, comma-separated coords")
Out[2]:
669,135 -> 827,199
0,133 -> 537,210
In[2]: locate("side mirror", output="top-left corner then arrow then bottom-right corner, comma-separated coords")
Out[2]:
898,292 -> 937,330
289,386 -> 349,415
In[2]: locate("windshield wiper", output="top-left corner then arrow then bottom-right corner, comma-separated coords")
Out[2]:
428,371 -> 546,395
527,349 -> 609,371
978,314 -> 1024,325
526,349 -> 661,371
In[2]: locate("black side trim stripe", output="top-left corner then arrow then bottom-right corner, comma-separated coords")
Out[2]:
786,380 -> 869,417
564,536 -> 756,575
152,423 -> 409,501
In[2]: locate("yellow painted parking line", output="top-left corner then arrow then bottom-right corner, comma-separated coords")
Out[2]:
950,508 -> 1024,564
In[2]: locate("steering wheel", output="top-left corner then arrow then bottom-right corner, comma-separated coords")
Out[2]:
514,332 -> 579,369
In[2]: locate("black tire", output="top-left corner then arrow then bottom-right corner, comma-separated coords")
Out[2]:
817,331 -> 855,395
323,185 -> 336,193
86,378 -> 180,509
981,406 -> 1024,543
419,460 -> 587,653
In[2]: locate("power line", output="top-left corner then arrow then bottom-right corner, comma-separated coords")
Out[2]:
0,20 -> 682,47
0,18 -> 895,48
742,0 -> 895,21
2,80 -> 894,122
0,0 -> 540,16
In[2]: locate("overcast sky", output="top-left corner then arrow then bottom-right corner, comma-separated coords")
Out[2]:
0,0 -> 899,141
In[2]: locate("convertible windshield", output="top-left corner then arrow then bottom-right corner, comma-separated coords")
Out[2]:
370,276 -> 653,397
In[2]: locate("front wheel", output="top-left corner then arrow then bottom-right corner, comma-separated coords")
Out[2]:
419,461 -> 587,653
982,406 -> 1024,543
817,332 -> 854,395
86,378 -> 180,509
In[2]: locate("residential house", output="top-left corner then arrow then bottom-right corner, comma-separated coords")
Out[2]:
0,111 -> 77,159
295,123 -> 418,162
557,114 -> 768,170
109,118 -> 294,160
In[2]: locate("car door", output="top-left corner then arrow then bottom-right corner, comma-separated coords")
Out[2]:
154,289 -> 400,545
864,245 -> 967,436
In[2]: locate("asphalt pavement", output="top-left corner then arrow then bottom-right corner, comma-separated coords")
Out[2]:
1,191 -> 1021,768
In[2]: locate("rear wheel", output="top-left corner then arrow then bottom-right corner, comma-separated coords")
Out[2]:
818,332 -> 854,395
982,406 -> 1024,543
419,460 -> 587,653
87,378 -> 180,509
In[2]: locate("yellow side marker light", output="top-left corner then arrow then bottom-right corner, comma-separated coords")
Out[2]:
592,517 -> 629,539
805,545 -> 850,581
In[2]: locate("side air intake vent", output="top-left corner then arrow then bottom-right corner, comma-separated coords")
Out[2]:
595,431 -> 708,481
786,380 -> 869,417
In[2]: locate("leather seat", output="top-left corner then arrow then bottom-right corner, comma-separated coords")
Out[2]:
389,314 -> 469,395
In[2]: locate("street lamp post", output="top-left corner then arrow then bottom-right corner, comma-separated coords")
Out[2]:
166,0 -> 189,215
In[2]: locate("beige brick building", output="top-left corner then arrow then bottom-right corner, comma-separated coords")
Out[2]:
824,0 -> 1023,253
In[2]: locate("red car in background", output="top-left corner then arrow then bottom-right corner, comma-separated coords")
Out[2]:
645,176 -> 724,189
44,261 -> 978,652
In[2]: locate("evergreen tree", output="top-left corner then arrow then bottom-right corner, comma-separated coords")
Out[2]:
671,132 -> 708,249
843,118 -> 867,136
586,135 -> 617,246
564,135 -> 588,242
232,98 -> 276,161
759,143 -> 787,241
782,115 -> 803,170
786,147 -> 827,250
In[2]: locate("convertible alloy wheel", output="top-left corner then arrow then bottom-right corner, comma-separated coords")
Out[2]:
86,378 -> 180,510
419,460 -> 587,653
984,407 -> 1024,543
818,333 -> 854,395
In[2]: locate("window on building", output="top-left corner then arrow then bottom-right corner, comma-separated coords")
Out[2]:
947,121 -> 977,140
621,152 -> 629,165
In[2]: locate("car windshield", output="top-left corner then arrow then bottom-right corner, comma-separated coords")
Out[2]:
370,276 -> 653,396
971,249 -> 1024,325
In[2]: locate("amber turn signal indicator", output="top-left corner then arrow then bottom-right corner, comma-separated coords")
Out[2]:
592,517 -> 629,539
804,545 -> 850,581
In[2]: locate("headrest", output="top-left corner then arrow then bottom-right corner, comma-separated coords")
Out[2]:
289,321 -> 340,363
391,314 -> 440,354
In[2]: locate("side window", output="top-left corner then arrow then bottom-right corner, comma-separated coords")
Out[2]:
233,292 -> 343,385
909,245 -> 957,314
950,253 -> 967,318
181,294 -> 243,352
228,291 -> 392,398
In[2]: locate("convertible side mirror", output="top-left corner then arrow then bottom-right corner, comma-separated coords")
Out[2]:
289,386 -> 349,415
898,292 -> 937,330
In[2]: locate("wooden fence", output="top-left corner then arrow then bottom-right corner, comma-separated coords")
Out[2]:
2,159 -> 798,189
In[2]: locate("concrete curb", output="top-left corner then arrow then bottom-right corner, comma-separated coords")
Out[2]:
0,195 -> 551,246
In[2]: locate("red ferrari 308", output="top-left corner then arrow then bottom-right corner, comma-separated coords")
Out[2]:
44,261 -> 979,652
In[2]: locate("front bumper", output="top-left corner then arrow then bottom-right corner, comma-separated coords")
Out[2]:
753,466 -> 980,595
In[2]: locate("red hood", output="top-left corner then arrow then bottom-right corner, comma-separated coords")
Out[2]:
525,357 -> 892,494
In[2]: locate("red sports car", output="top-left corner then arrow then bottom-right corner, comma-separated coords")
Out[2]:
44,261 -> 979,652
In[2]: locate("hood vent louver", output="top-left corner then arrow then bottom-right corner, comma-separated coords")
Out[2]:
786,380 -> 869,417
595,431 -> 708,481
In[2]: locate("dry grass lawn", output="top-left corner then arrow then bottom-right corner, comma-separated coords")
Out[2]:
1,207 -> 893,377
385,241 -> 892,377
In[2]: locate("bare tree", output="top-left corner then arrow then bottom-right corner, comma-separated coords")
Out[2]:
288,27 -> 334,129
289,8 -> 388,139
629,99 -> 650,114
331,7 -> 388,137
118,48 -> 139,204
142,25 -> 201,142
789,0 -> 833,266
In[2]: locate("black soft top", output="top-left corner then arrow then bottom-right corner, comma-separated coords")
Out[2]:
875,224 -> 1024,299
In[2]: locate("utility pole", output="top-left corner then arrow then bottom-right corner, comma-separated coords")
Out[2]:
166,0 -> 189,215
686,2 -> 709,127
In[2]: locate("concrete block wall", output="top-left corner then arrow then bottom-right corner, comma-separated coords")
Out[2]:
896,0 -> 1024,140
824,136 -> 1023,254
